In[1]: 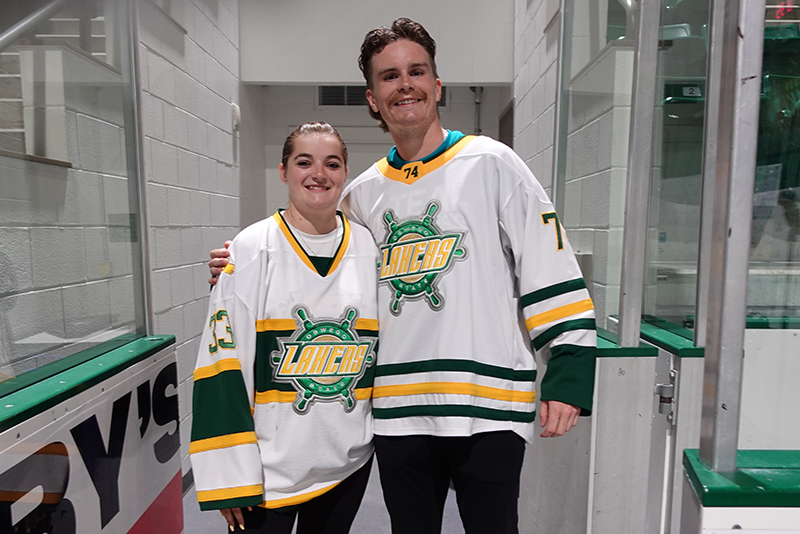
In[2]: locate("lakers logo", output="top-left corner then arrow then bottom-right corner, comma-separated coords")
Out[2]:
272,307 -> 375,414
379,201 -> 467,315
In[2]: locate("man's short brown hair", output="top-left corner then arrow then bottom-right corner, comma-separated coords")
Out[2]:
358,18 -> 439,132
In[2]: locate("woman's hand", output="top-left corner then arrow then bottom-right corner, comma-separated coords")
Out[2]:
220,506 -> 249,531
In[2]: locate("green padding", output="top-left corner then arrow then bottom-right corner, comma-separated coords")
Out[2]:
745,316 -> 800,329
642,315 -> 695,340
0,333 -> 140,398
684,315 -> 800,330
684,449 -> 800,507
0,336 -> 175,433
639,322 -> 704,358
596,329 -> 658,357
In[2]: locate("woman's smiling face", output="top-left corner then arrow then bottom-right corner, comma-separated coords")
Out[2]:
280,133 -> 347,217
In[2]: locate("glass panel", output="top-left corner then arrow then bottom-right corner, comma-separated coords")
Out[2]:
710,2 -> 800,455
742,8 -> 800,449
557,0 -> 637,330
750,17 -> 800,324
0,0 -> 144,382
645,1 -> 800,333
644,1 -> 711,333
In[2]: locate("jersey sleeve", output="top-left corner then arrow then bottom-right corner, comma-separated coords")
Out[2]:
189,238 -> 264,511
497,153 -> 597,415
340,184 -> 366,227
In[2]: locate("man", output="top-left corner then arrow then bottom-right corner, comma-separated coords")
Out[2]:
210,18 -> 596,534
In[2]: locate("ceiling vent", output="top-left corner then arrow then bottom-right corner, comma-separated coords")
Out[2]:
318,86 -> 447,107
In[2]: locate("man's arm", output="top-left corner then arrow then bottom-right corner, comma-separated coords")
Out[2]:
496,146 -> 597,437
208,240 -> 232,285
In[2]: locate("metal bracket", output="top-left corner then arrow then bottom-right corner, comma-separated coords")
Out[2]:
655,369 -> 677,424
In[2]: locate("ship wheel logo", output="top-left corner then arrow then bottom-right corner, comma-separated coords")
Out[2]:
271,306 -> 375,414
379,201 -> 468,315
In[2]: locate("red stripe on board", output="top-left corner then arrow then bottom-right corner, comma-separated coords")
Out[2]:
127,471 -> 183,534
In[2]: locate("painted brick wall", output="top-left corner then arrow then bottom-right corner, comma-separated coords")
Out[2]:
137,0 -> 240,478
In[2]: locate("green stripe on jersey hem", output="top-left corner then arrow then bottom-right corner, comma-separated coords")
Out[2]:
199,495 -> 263,512
533,319 -> 596,351
520,278 -> 587,309
373,404 -> 536,423
375,359 -> 536,382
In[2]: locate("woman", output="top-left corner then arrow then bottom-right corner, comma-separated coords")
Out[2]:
190,122 -> 379,533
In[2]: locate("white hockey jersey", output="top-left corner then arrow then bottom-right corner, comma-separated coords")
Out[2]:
341,132 -> 596,443
190,211 -> 379,511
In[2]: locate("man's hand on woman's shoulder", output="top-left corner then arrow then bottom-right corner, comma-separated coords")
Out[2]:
208,240 -> 232,285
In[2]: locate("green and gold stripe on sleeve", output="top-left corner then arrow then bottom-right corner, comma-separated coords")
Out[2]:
191,366 -> 255,443
197,484 -> 263,511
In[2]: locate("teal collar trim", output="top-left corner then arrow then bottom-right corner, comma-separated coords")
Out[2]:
387,130 -> 466,169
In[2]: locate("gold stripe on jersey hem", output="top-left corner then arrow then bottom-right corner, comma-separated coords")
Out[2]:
194,358 -> 241,381
376,136 -> 476,184
372,382 -> 535,403
257,317 -> 378,332
255,387 -> 373,404
261,480 -> 342,508
525,299 -> 595,331
196,484 -> 263,503
189,431 -> 257,454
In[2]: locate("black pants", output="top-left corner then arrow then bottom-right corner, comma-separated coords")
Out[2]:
374,431 -> 526,534
236,457 -> 372,534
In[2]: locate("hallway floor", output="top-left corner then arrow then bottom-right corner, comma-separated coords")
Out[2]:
182,463 -> 466,534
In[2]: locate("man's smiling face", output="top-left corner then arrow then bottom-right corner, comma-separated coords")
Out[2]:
366,39 -> 442,137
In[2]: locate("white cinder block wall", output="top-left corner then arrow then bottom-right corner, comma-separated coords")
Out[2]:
137,0 -> 241,481
514,0 -> 630,331
564,43 -> 632,330
512,0 -> 560,198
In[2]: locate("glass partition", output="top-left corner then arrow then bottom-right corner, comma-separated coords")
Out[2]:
741,9 -> 800,450
641,0 -> 799,451
645,1 -> 800,332
643,0 -> 711,330
0,0 -> 144,384
750,20 -> 800,323
556,0 -> 638,330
